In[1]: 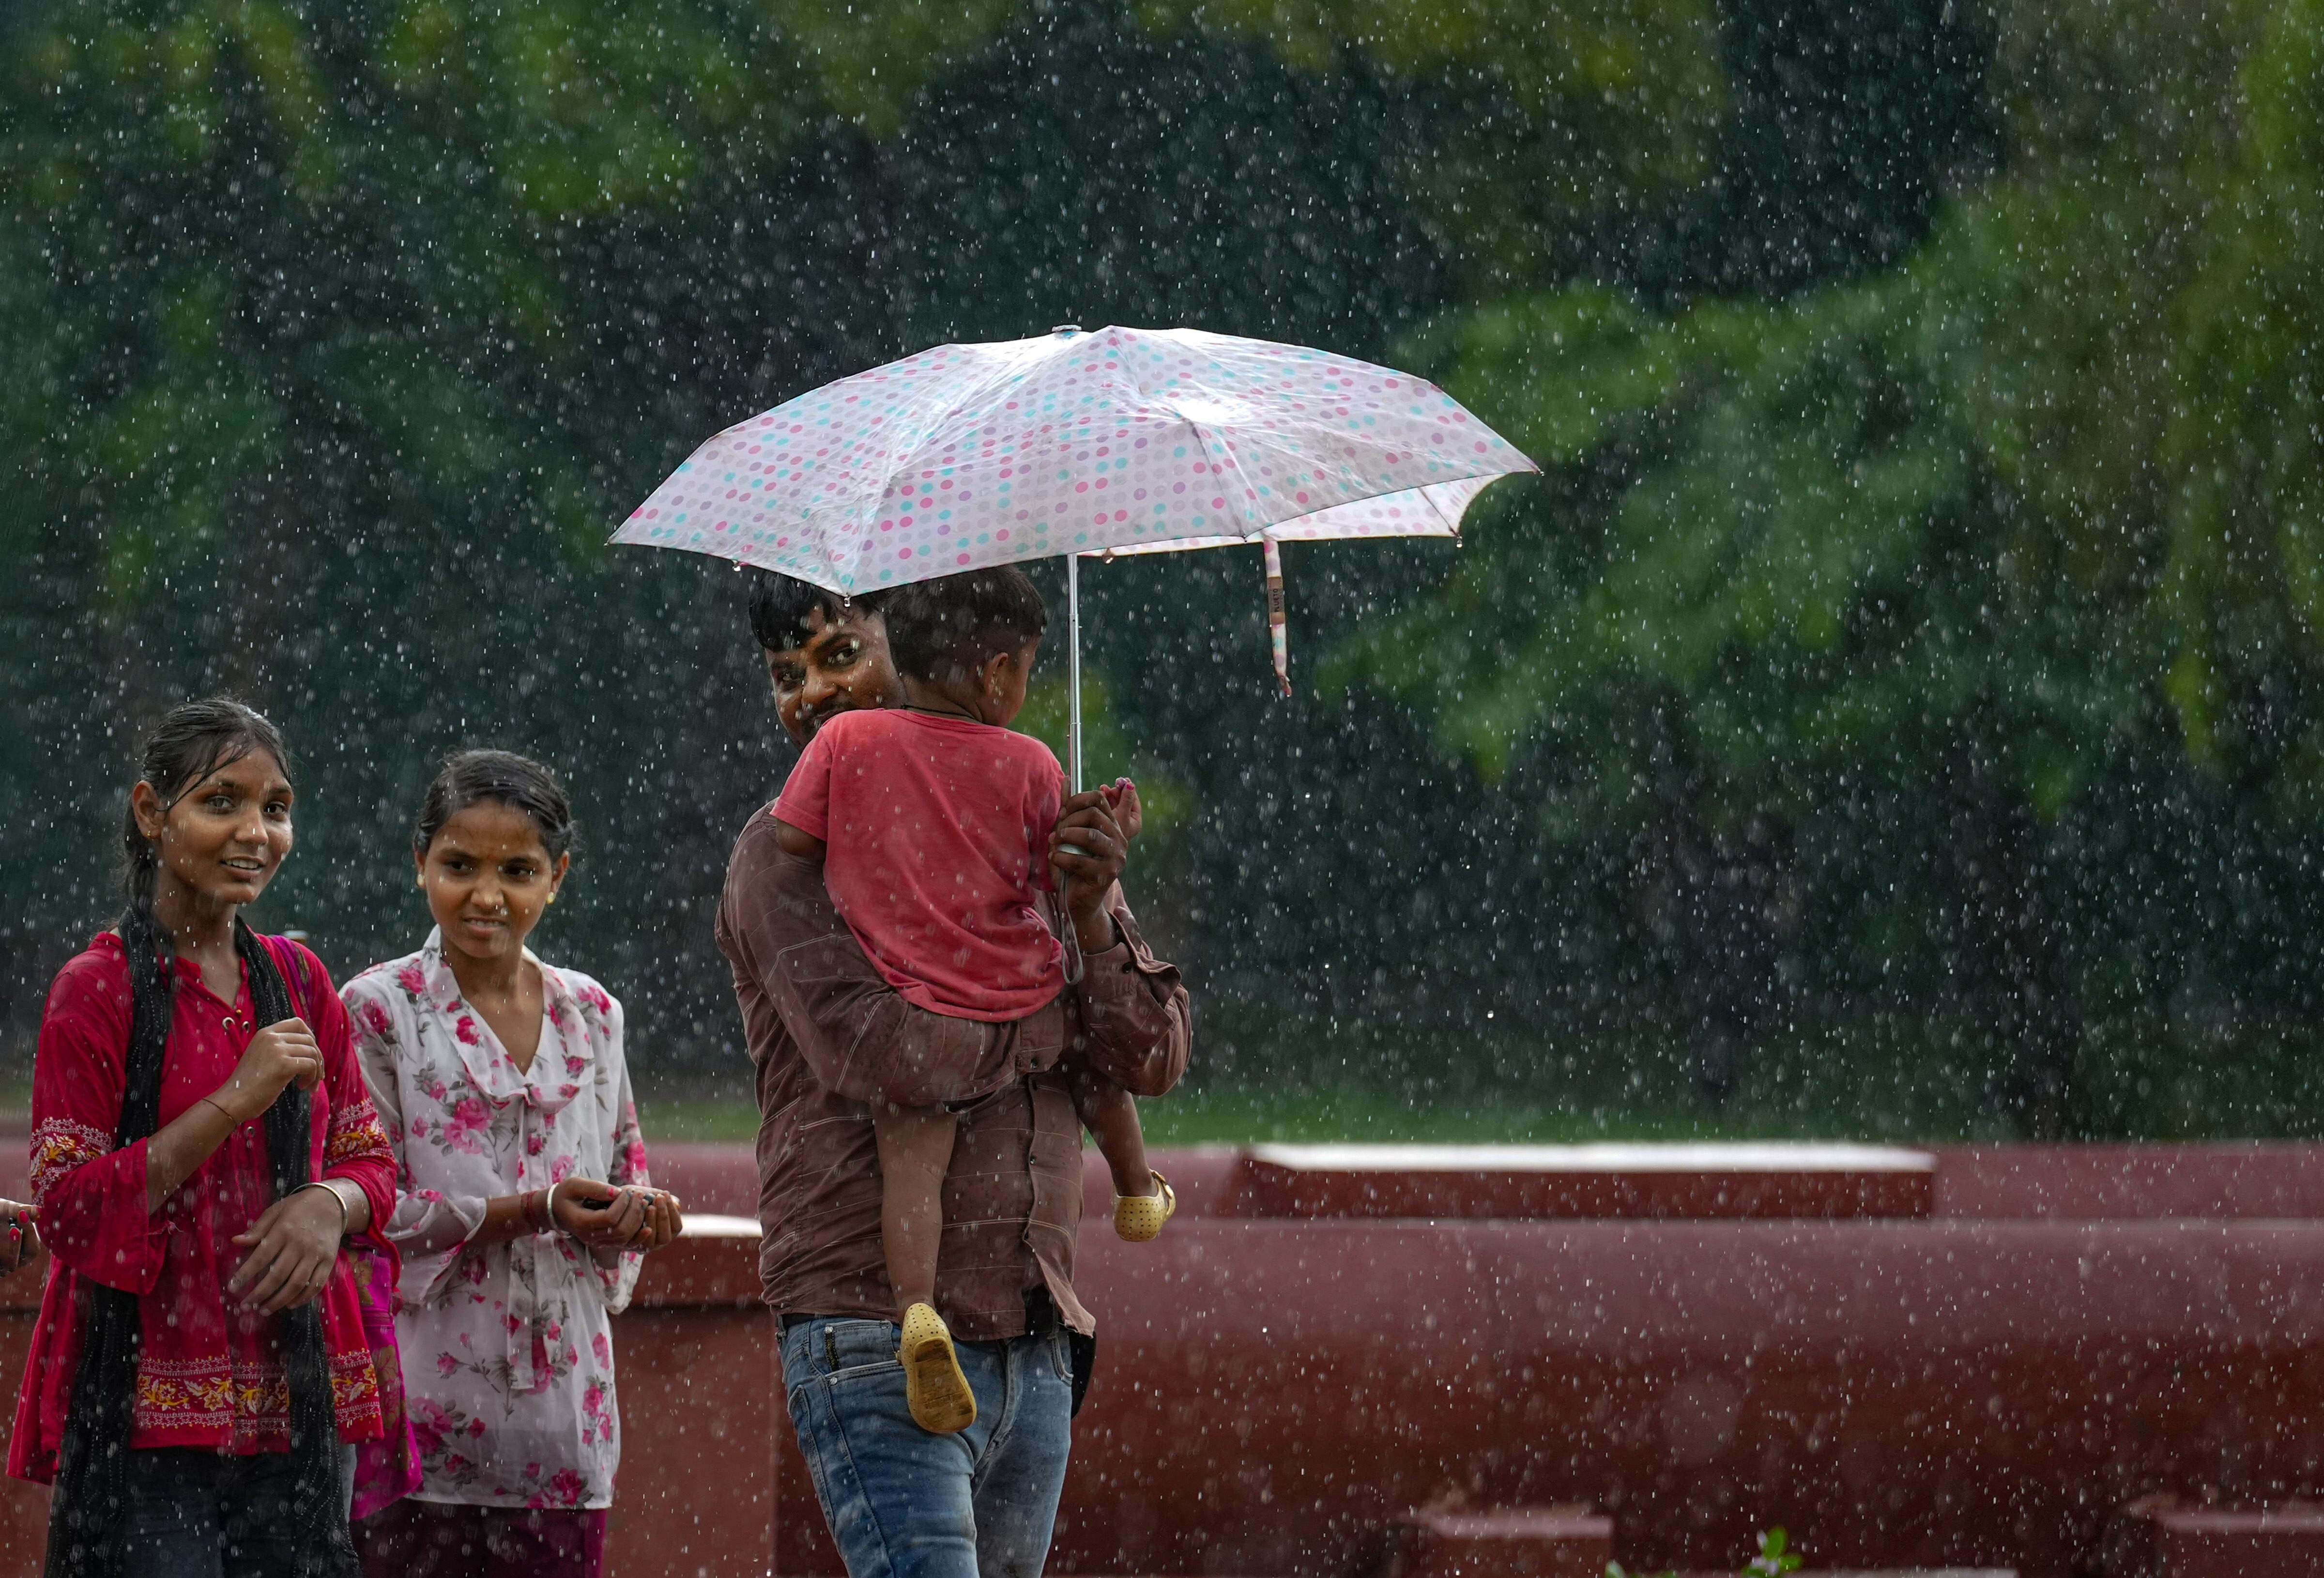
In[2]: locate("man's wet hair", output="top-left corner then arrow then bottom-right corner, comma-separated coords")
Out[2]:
882,567 -> 1049,684
745,570 -> 886,653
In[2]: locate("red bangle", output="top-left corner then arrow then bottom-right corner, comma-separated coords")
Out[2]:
521,1190 -> 550,1234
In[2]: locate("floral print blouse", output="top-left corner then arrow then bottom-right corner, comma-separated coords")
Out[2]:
343,930 -> 649,1510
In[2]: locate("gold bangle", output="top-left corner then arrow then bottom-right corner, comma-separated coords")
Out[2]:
200,1095 -> 239,1125
293,1180 -> 351,1237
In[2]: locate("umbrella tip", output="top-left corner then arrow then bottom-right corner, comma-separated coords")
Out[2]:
1051,323 -> 1081,337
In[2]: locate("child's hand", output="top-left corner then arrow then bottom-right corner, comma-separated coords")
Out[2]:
1101,778 -> 1143,840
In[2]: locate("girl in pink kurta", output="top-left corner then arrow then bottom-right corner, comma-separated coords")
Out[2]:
10,699 -> 398,1578
14,935 -> 393,1472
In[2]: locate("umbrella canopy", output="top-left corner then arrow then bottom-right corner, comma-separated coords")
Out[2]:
612,324 -> 1535,592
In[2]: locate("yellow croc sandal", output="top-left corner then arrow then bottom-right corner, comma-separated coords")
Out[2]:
898,1302 -> 977,1434
1112,1170 -> 1177,1243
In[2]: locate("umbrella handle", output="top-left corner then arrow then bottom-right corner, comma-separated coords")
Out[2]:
1068,553 -> 1085,793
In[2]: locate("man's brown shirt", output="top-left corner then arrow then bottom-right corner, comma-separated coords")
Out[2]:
715,805 -> 1192,1338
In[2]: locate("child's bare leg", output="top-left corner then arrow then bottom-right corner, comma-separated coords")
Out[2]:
1070,1067 -> 1153,1199
872,1103 -> 977,1434
871,1103 -> 957,1318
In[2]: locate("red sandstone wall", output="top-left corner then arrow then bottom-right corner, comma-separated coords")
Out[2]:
9,1143 -> 2324,1578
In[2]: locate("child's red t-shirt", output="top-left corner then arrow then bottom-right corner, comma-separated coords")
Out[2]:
774,707 -> 1065,1021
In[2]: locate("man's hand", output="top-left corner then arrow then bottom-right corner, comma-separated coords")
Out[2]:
1050,789 -> 1128,953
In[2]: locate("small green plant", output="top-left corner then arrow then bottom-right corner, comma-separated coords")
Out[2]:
1606,1526 -> 1802,1578
1743,1529 -> 1802,1578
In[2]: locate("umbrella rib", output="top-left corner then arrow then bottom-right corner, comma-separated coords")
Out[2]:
1104,330 -> 1267,546
839,336 -> 1060,591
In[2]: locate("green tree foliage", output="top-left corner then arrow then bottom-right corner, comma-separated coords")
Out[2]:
0,0 -> 1731,1066
1336,0 -> 2324,1129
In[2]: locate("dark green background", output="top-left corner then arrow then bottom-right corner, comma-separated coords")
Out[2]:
5,0 -> 2320,1140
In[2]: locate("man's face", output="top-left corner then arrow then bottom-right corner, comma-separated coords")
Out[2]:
764,605 -> 906,747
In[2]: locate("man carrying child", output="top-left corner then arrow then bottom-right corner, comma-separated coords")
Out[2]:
716,570 -> 1192,1578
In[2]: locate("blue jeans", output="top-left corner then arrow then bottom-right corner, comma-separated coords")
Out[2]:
780,1314 -> 1075,1578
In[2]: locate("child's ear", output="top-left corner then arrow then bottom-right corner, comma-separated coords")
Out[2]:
130,780 -> 168,841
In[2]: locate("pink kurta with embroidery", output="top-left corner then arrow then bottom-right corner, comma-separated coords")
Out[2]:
9,933 -> 397,1484
343,932 -> 647,1510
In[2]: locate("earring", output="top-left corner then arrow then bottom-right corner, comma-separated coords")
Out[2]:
415,875 -> 426,890
545,890 -> 558,906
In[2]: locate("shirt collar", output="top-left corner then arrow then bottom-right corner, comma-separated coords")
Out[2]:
418,928 -> 593,1116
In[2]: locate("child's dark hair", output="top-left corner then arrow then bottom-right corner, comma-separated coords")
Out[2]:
883,567 -> 1048,684
413,749 -> 576,862
746,570 -> 886,652
119,697 -> 292,916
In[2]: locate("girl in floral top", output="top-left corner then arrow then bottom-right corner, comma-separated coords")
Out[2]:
10,698 -> 397,1578
343,751 -> 682,1578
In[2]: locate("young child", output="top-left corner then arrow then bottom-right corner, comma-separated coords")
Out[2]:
771,567 -> 1172,1435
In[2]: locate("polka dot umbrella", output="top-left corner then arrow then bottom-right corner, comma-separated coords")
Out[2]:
613,324 -> 1536,786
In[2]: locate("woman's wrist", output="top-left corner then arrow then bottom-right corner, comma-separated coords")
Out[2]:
203,1086 -> 253,1126
291,1179 -> 351,1237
